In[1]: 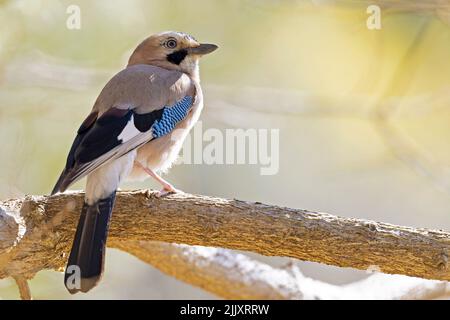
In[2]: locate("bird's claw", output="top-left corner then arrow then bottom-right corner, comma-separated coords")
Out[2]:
155,184 -> 182,198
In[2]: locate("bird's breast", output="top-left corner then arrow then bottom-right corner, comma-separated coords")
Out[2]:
128,90 -> 203,180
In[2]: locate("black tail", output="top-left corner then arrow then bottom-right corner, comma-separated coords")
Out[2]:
64,192 -> 116,294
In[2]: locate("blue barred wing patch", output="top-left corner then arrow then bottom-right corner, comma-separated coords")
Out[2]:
152,96 -> 193,138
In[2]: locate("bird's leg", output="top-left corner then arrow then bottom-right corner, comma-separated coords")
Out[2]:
135,161 -> 180,196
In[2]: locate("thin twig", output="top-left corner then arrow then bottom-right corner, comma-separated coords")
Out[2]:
12,276 -> 32,300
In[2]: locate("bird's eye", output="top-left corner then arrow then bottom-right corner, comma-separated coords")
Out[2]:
165,39 -> 177,49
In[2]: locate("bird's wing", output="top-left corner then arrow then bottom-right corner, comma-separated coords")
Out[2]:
52,65 -> 195,195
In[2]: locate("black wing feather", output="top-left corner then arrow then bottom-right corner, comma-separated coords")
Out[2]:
75,109 -> 133,164
51,107 -> 163,195
51,111 -> 98,195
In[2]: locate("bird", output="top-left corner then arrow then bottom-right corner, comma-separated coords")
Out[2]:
51,31 -> 218,294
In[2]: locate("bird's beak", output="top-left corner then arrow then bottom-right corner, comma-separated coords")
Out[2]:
188,43 -> 218,56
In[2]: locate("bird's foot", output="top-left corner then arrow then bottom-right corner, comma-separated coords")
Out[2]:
155,183 -> 182,198
135,162 -> 182,197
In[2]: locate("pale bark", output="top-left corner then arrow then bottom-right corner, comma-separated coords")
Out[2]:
123,242 -> 450,300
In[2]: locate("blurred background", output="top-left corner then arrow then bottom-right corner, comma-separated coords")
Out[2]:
0,0 -> 449,299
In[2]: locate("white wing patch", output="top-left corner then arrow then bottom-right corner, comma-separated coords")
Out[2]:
117,115 -> 141,143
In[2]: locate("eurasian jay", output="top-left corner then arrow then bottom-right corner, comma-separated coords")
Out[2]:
51,31 -> 218,294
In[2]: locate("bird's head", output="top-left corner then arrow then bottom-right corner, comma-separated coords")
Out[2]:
127,31 -> 218,79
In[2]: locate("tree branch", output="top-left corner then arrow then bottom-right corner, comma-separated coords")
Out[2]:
122,242 -> 450,300
119,241 -> 303,299
0,190 -> 449,284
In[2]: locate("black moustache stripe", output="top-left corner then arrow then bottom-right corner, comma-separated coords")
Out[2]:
166,49 -> 188,65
